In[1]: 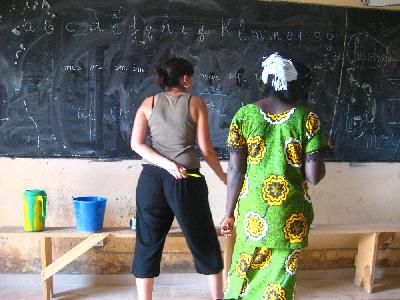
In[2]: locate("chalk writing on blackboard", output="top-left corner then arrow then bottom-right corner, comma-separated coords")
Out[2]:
0,1 -> 399,161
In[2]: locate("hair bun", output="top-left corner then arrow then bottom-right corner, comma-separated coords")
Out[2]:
154,58 -> 194,88
155,67 -> 168,88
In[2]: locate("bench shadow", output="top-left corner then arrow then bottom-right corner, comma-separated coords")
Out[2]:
52,289 -> 89,299
373,277 -> 400,293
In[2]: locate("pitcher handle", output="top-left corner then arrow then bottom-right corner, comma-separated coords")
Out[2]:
39,195 -> 46,217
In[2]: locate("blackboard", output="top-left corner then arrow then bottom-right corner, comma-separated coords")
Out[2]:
0,0 -> 399,161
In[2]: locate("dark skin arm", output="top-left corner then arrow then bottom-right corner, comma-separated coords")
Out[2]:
220,150 -> 247,236
304,151 -> 326,184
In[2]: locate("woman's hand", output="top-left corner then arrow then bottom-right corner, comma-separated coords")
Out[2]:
163,160 -> 187,179
220,216 -> 235,237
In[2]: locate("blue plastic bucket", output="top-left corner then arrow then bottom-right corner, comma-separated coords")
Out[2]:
73,197 -> 107,232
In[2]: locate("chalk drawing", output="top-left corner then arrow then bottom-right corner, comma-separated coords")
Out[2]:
15,44 -> 26,65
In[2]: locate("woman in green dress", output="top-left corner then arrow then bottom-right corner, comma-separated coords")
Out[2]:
221,53 -> 328,300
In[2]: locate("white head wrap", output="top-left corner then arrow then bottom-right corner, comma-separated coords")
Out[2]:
261,53 -> 298,91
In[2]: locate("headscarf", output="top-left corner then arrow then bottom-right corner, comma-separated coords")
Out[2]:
261,53 -> 298,91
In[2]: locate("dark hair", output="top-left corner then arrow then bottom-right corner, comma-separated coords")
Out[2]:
155,57 -> 194,88
263,59 -> 312,103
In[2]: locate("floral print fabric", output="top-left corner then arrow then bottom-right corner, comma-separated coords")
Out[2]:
225,247 -> 302,299
225,104 -> 328,299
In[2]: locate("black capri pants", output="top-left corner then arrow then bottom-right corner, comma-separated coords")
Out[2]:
132,164 -> 223,278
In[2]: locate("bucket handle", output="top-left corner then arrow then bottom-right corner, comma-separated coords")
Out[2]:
39,195 -> 46,217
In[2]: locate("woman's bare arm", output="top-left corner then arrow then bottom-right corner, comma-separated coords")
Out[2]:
191,96 -> 226,183
221,150 -> 247,236
304,151 -> 326,185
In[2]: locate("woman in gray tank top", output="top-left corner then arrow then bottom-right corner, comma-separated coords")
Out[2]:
131,58 -> 226,300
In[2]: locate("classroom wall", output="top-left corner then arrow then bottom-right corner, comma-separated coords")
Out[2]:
0,159 -> 399,273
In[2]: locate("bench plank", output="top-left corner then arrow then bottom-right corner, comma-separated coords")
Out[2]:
1,223 -> 400,238
309,223 -> 400,235
0,226 -> 184,238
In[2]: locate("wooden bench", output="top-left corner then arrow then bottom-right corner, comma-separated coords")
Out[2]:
1,223 -> 399,299
224,223 -> 400,294
305,223 -> 400,294
0,226 -> 230,300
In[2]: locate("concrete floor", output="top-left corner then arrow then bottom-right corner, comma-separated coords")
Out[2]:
1,273 -> 400,300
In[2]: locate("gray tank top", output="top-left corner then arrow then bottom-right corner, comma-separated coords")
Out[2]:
144,92 -> 199,169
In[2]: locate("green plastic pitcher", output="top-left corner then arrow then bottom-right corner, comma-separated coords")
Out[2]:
23,189 -> 47,231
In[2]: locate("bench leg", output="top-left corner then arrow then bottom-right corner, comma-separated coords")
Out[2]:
223,229 -> 236,286
354,232 -> 378,293
40,237 -> 53,300
41,233 -> 109,281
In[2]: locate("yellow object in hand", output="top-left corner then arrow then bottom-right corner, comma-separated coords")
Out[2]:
187,173 -> 201,178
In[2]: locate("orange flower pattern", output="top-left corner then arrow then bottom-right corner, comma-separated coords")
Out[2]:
262,175 -> 289,206
240,278 -> 250,297
235,252 -> 252,279
227,123 -> 246,149
251,247 -> 272,270
284,214 -> 308,243
285,249 -> 302,275
306,112 -> 320,138
247,136 -> 266,164
285,137 -> 303,167
264,283 -> 287,300
302,181 -> 311,203
245,211 -> 268,241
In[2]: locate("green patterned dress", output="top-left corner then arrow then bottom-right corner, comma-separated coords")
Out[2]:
224,104 -> 328,300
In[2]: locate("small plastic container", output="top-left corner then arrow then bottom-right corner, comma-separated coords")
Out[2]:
23,189 -> 47,232
130,217 -> 136,231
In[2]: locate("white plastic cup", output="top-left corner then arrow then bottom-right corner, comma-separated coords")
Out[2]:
130,217 -> 136,231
